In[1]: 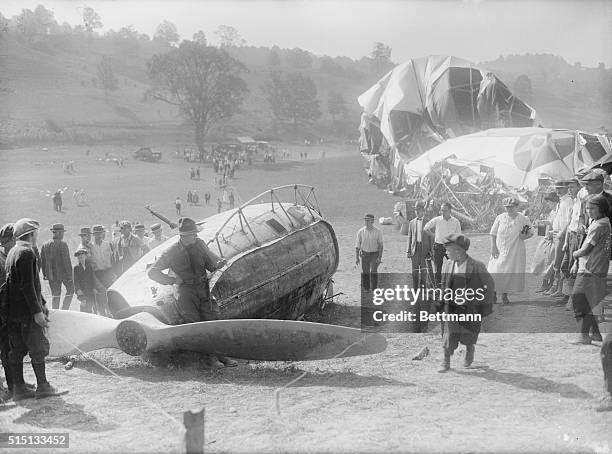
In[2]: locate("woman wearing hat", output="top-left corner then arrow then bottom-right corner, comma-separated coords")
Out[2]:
488,197 -> 534,304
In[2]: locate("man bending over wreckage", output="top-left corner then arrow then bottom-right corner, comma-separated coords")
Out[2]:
147,217 -> 238,368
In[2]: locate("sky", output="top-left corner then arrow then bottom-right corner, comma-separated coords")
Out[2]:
1,0 -> 611,67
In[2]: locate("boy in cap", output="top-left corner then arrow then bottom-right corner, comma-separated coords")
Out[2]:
40,224 -> 74,310
355,213 -> 384,292
147,217 -> 237,368
73,247 -> 103,314
436,234 -> 495,372
4,218 -> 67,399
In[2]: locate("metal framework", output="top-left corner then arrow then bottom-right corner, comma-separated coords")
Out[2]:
204,184 -> 322,257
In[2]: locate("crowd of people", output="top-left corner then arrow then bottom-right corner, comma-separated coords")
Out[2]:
355,168 -> 612,412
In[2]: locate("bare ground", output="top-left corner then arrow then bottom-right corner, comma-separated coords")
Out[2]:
0,144 -> 610,453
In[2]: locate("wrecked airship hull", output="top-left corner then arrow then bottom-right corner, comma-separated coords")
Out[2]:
107,185 -> 339,322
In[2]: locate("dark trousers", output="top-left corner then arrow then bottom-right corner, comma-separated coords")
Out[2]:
603,333 -> 612,394
7,317 -> 50,365
360,251 -> 380,291
410,242 -> 433,289
49,279 -> 74,310
95,269 -> 115,315
176,282 -> 219,323
78,295 -> 95,313
433,243 -> 447,287
573,293 -> 602,338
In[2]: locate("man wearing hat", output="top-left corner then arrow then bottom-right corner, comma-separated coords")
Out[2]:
355,213 -> 384,292
147,217 -> 237,368
406,201 -> 434,289
147,223 -> 168,250
0,223 -> 19,400
113,221 -> 146,276
560,179 -> 585,300
73,247 -> 104,314
435,234 -> 495,372
40,223 -> 74,310
424,202 -> 462,288
545,180 -> 574,298
4,218 -> 66,399
133,223 -> 150,256
89,225 -> 116,316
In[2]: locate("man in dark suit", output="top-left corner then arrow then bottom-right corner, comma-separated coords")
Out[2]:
406,201 -> 433,289
435,234 -> 495,372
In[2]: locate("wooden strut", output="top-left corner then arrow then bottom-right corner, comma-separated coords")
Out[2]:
184,408 -> 205,454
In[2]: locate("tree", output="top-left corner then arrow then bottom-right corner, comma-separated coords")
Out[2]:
97,56 -> 118,96
147,41 -> 249,152
154,20 -> 179,46
262,70 -> 286,135
82,6 -> 102,46
14,6 -> 58,43
513,74 -> 533,101
320,56 -> 345,76
282,73 -> 321,132
214,25 -> 245,47
370,42 -> 392,73
328,91 -> 348,120
268,46 -> 280,66
112,25 -> 140,57
192,30 -> 207,46
286,48 -> 312,69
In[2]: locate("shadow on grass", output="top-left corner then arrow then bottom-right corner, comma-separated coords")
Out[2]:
15,399 -> 118,432
73,358 -> 414,389
251,161 -> 314,172
455,368 -> 593,399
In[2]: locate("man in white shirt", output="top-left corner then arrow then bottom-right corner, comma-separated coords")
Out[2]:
89,225 -> 116,316
424,202 -> 461,287
547,180 -> 574,298
147,223 -> 168,249
355,213 -> 383,292
560,179 -> 584,303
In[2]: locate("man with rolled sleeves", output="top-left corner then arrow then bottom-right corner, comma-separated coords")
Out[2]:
4,218 -> 66,399
113,221 -> 145,275
355,213 -> 384,292
424,202 -> 462,288
40,223 -> 74,310
147,217 -> 237,368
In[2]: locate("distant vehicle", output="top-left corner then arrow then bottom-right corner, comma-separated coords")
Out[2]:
133,147 -> 162,162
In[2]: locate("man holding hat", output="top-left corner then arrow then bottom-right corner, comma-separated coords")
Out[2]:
435,234 -> 495,372
113,221 -> 145,276
147,217 -> 237,368
40,223 -> 74,310
89,225 -> 115,316
355,213 -> 384,292
147,223 -> 168,249
4,218 -> 66,399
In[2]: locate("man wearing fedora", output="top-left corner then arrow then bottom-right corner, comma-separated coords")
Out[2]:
89,225 -> 115,316
545,180 -> 574,298
4,218 -> 67,399
147,223 -> 168,249
40,223 -> 74,310
113,221 -> 146,276
406,201 -> 434,289
435,234 -> 495,372
148,217 -> 237,368
355,213 -> 384,292
133,223 -> 150,256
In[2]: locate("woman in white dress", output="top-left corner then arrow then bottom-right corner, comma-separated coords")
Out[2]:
488,197 -> 534,304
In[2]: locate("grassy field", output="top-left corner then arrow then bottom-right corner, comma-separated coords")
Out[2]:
0,143 -> 611,453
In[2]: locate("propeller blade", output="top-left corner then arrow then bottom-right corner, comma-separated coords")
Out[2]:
47,310 -> 387,361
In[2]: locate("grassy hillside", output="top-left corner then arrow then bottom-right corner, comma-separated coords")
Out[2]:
1,28 -> 610,149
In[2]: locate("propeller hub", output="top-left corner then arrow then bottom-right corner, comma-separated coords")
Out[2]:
116,320 -> 147,356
